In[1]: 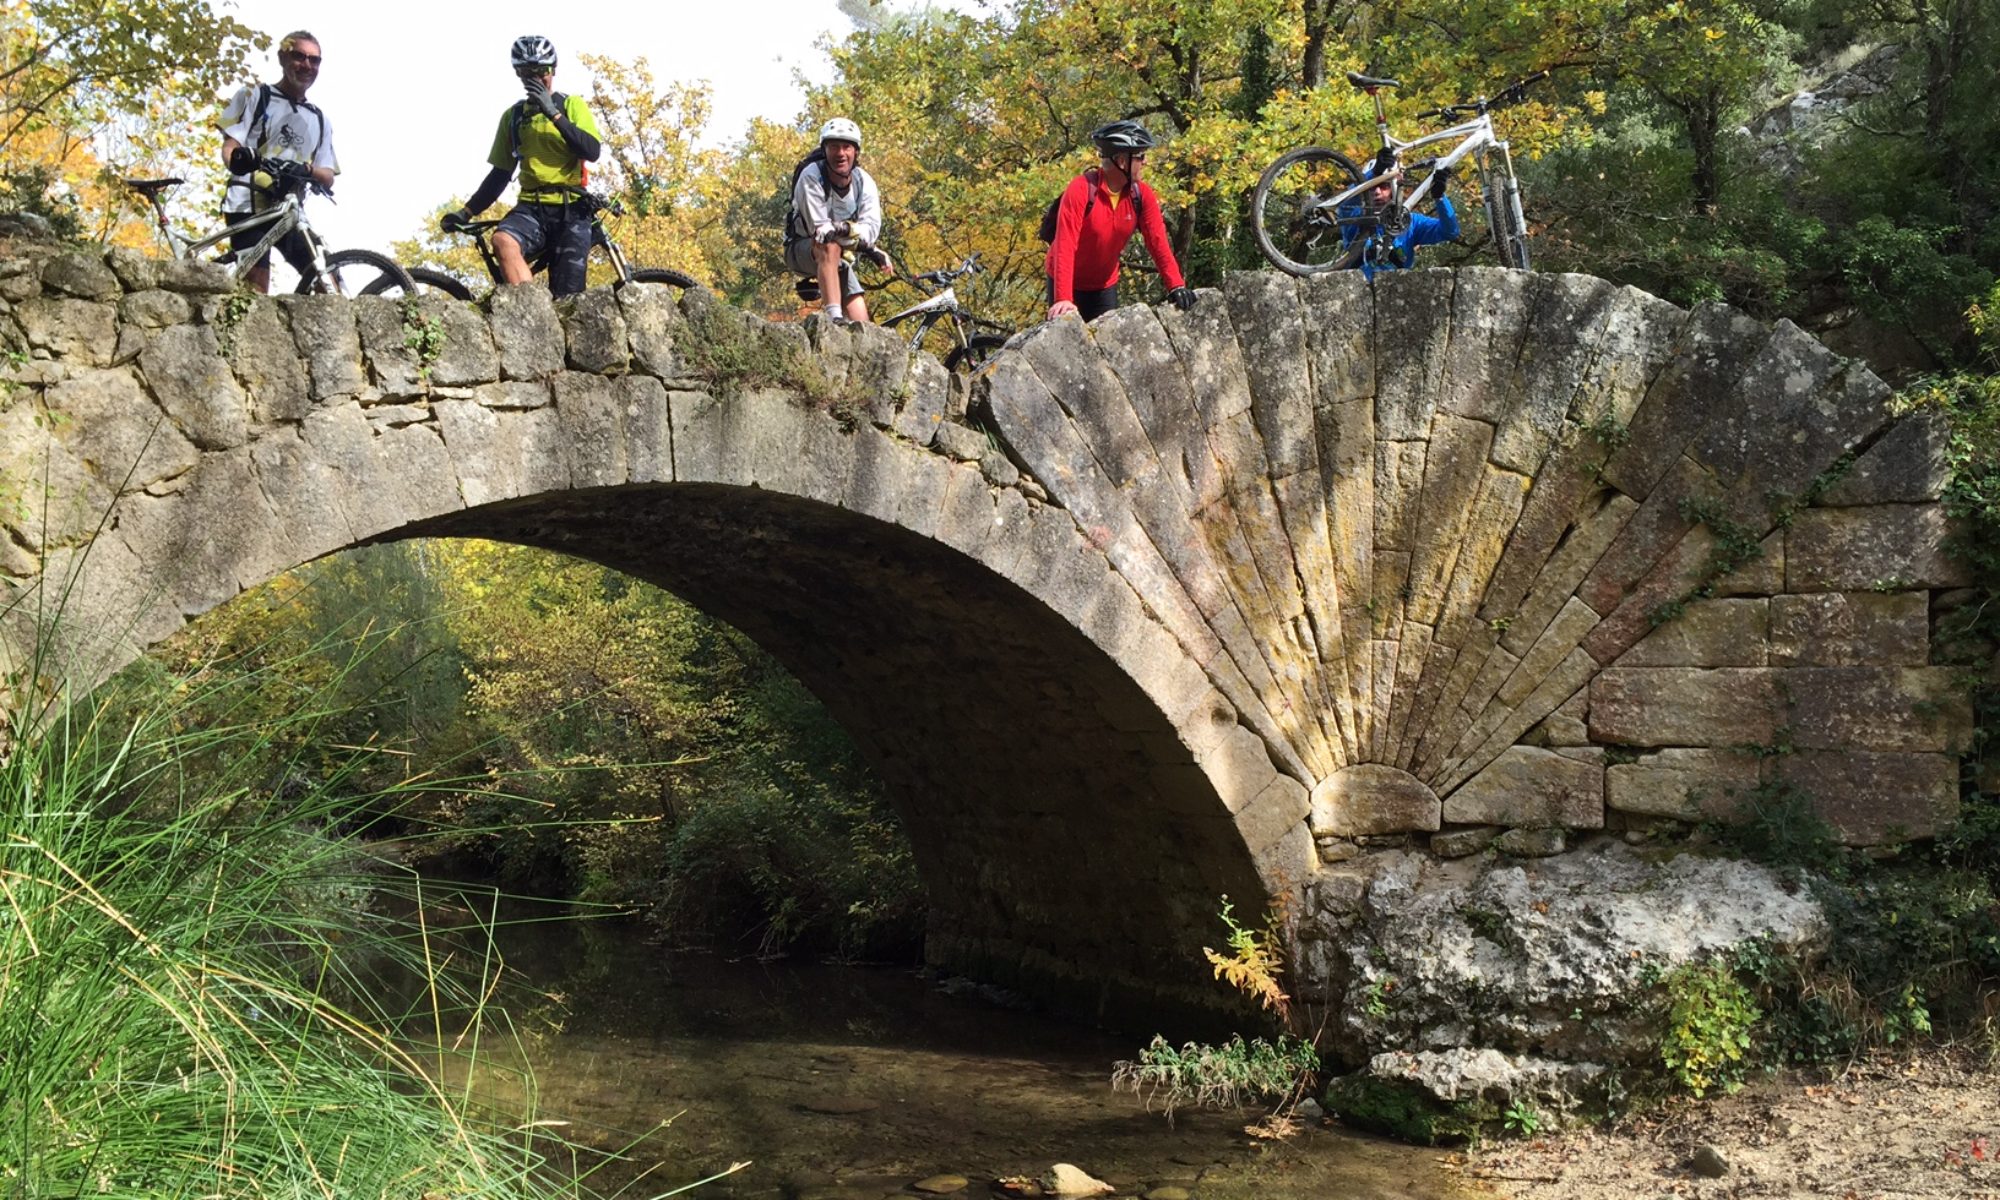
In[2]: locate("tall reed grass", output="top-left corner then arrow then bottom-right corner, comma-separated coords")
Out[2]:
0,633 -> 646,1197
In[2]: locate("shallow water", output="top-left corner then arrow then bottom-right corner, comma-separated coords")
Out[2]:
455,910 -> 1477,1199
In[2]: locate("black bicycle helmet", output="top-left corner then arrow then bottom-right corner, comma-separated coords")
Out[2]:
511,35 -> 557,72
1091,120 -> 1157,153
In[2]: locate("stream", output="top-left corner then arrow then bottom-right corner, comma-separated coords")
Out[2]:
423,898 -> 1481,1200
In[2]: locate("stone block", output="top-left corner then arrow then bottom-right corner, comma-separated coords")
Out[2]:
246,425 -> 359,561
1441,745 -> 1605,829
1498,491 -> 1637,657
44,368 -> 198,491
1766,750 -> 1959,845
17,297 -> 117,367
1785,504 -> 1968,590
1494,827 -> 1567,856
1784,667 -> 1972,752
138,325 -> 248,449
431,399 -> 568,507
618,279 -> 683,379
1616,598 -> 1768,667
1371,269 -> 1455,441
224,298 -> 311,423
1768,592 -> 1927,667
890,352 -> 948,445
1236,773 -> 1312,858
473,381 -> 550,410
119,290 -> 190,329
1819,410 -> 1949,505
1600,303 -> 1767,498
424,293 -> 500,386
564,287 -> 630,374
1430,826 -> 1499,857
1310,764 -> 1442,837
41,250 -> 120,301
552,372 -> 628,488
283,294 -> 366,399
351,295 -> 428,397
488,283 -> 566,379
1225,271 -> 1316,479
1206,723 -> 1282,815
0,406 -> 110,550
1588,667 -> 1782,748
1605,748 -> 1761,820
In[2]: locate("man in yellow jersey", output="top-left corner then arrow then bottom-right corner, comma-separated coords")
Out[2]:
444,36 -> 602,296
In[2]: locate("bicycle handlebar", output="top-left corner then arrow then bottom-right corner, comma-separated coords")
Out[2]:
1416,70 -> 1550,123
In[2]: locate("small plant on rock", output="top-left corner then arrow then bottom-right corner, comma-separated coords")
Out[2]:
1659,958 -> 1761,1097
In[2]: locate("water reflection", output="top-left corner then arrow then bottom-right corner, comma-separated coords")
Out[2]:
447,899 -> 1476,1199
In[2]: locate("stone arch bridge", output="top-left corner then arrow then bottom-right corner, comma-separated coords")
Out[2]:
0,243 -> 1971,1030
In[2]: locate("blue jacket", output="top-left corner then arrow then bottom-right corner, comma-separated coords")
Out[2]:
1341,197 -> 1459,279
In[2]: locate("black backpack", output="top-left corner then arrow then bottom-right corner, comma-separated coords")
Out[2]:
1037,168 -> 1146,243
784,146 -> 827,242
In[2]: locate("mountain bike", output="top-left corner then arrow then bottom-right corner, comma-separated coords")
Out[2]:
1251,69 -> 1547,276
122,161 -> 415,295
800,250 -> 1010,373
377,189 -> 698,300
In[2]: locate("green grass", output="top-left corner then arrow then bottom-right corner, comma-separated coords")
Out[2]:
0,630 -> 669,1197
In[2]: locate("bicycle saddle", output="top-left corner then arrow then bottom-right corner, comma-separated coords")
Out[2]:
1346,71 -> 1401,89
123,178 -> 184,199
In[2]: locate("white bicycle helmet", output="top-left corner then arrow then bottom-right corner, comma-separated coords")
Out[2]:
511,36 -> 557,72
819,117 -> 862,150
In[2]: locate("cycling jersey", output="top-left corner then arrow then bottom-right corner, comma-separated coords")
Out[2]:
486,94 -> 600,202
1043,171 -> 1184,305
215,84 -> 338,213
1340,197 -> 1459,279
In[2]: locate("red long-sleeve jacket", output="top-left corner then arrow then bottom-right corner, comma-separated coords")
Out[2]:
1043,169 -> 1186,303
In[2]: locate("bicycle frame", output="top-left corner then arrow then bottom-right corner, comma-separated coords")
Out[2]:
142,188 -> 327,285
455,208 -> 634,286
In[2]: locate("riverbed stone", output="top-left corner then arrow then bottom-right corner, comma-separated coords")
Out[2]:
912,1174 -> 969,1194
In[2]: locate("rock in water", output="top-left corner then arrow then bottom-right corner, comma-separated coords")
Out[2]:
1045,1164 -> 1113,1196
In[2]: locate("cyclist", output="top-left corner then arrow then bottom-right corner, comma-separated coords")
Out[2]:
215,30 -> 338,294
1341,150 -> 1459,279
443,36 -> 603,298
1044,120 -> 1194,322
785,117 -> 886,325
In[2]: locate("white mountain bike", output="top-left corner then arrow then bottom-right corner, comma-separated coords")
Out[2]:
1251,69 -> 1547,276
122,160 -> 414,295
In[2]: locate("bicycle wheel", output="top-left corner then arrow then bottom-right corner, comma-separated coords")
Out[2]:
1251,146 -> 1363,277
1481,165 -> 1532,271
302,249 -> 416,297
625,267 -> 699,293
944,334 -> 1007,374
361,266 -> 476,301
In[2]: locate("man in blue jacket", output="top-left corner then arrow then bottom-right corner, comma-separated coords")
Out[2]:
1343,153 -> 1458,279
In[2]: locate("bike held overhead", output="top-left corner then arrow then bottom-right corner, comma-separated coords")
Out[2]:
215,30 -> 338,294
1344,148 -> 1459,278
443,36 -> 604,299
785,117 -> 890,326
1043,120 -> 1195,323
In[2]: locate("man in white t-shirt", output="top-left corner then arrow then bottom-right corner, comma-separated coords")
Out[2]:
784,117 -> 888,324
215,30 -> 339,293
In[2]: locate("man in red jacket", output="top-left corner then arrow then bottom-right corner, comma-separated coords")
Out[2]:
1044,121 -> 1196,322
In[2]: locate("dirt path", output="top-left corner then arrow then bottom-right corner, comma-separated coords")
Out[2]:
1453,1050 -> 2000,1199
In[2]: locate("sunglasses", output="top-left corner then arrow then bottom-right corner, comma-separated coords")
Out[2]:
283,51 -> 322,65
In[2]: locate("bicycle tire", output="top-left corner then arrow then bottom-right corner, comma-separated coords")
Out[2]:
1251,146 -> 1363,277
360,266 -> 477,301
1481,166 -> 1532,271
301,248 -> 416,297
625,267 -> 699,293
944,334 -> 1007,374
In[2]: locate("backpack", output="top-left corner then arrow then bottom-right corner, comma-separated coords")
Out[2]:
1037,168 -> 1146,243
506,94 -> 589,188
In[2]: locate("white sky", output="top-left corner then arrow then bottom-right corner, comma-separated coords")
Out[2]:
209,0 -> 948,256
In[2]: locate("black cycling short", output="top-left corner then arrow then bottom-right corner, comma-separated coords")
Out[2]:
496,201 -> 593,297
1047,279 -> 1120,322
221,208 -> 316,276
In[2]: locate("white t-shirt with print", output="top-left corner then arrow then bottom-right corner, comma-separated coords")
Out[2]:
215,84 -> 340,213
